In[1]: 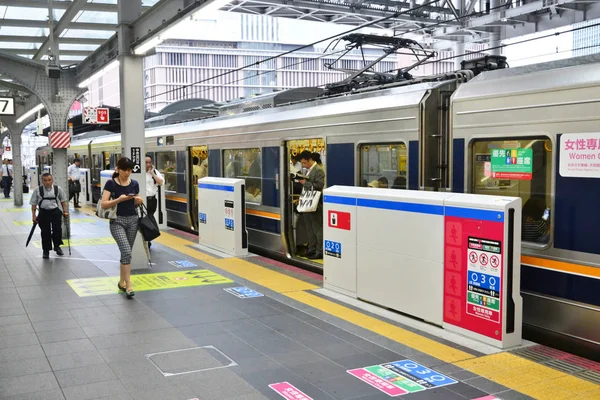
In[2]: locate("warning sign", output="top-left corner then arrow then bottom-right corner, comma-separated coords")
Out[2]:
467,237 -> 502,323
83,107 -> 110,124
328,210 -> 351,230
67,270 -> 233,297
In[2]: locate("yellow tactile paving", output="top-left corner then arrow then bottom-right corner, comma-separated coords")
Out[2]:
456,353 -> 599,400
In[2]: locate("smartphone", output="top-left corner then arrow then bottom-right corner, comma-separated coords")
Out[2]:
127,193 -> 136,196
542,208 -> 550,221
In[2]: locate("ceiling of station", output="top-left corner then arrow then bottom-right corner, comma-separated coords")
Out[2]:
0,0 -> 160,64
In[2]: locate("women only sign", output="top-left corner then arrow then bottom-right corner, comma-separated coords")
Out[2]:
559,133 -> 600,178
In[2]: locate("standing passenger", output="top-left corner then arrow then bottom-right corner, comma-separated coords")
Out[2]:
101,158 -> 143,299
297,150 -> 325,259
1,159 -> 13,198
145,155 -> 164,248
30,173 -> 69,259
68,158 -> 82,208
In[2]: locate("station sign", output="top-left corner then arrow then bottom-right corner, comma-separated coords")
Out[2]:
83,107 -> 110,124
0,97 -> 15,116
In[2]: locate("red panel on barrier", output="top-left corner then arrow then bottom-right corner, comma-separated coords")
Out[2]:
443,216 -> 504,340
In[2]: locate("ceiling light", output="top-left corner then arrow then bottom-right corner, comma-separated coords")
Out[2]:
16,104 -> 44,124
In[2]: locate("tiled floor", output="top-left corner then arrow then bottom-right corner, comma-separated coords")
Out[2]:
0,195 -> 597,400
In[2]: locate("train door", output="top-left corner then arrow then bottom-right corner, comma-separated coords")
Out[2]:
283,138 -> 326,265
187,145 -> 208,230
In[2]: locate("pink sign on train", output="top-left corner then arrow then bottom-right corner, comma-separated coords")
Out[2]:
269,382 -> 313,400
347,368 -> 407,396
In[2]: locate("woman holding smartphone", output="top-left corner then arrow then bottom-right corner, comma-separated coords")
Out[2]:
101,157 -> 143,299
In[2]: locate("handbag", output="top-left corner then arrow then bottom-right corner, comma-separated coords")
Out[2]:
69,180 -> 81,193
138,203 -> 161,241
297,188 -> 321,213
96,192 -> 117,220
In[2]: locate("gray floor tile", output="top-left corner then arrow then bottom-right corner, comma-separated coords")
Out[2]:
42,338 -> 96,356
289,360 -> 348,382
0,357 -> 51,379
32,318 -> 79,332
230,355 -> 283,374
0,332 -> 39,349
232,329 -> 307,355
330,352 -> 386,370
0,388 -> 65,400
314,373 -> 380,399
399,387 -> 469,399
270,350 -> 328,367
48,350 -> 106,371
240,368 -> 336,400
449,369 -> 480,380
0,322 -> 34,336
27,310 -> 72,323
465,377 -> 510,394
108,359 -> 164,380
37,327 -> 88,343
0,344 -> 46,364
445,382 -> 489,399
94,395 -> 133,400
0,372 -> 59,397
62,379 -> 126,400
54,363 -> 117,388
312,342 -> 366,360
192,332 -> 264,361
0,314 -> 29,326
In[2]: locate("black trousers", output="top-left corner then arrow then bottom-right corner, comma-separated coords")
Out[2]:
38,208 -> 63,252
2,176 -> 12,198
147,196 -> 157,216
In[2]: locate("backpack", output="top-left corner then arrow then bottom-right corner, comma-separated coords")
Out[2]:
38,185 -> 60,208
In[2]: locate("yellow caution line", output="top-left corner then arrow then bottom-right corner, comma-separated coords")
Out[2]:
14,218 -> 97,226
138,231 -> 600,398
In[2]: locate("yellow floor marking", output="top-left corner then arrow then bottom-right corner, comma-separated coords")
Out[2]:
2,208 -> 29,212
210,257 -> 318,293
286,291 -> 473,364
67,269 -> 232,297
455,352 -> 599,400
31,237 -> 115,248
14,218 -> 97,226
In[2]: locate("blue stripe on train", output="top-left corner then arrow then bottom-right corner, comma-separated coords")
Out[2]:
521,265 -> 600,307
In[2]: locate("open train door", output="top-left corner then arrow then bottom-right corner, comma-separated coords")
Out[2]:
187,145 -> 208,231
283,138 -> 326,267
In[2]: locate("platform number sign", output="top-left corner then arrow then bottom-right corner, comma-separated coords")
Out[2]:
0,97 -> 15,116
324,240 -> 341,258
199,212 -> 207,224
130,147 -> 141,174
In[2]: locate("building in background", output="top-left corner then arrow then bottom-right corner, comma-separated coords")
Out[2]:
572,18 -> 600,57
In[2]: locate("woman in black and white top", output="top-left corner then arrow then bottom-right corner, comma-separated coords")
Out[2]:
100,158 -> 143,299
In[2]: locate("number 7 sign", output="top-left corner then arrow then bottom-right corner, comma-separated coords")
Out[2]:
0,97 -> 15,116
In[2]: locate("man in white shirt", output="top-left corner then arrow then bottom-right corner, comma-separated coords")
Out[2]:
1,159 -> 13,198
145,155 -> 164,248
67,159 -> 82,208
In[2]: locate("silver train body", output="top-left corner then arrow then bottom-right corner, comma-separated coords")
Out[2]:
36,54 -> 600,357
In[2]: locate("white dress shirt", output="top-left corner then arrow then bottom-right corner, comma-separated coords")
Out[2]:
146,168 -> 164,197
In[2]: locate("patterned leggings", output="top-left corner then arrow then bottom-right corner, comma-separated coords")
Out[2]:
110,215 -> 139,264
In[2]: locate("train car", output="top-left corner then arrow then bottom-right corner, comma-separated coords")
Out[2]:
451,54 -> 600,356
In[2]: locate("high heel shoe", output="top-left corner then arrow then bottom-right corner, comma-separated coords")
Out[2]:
126,290 -> 135,299
117,282 -> 126,292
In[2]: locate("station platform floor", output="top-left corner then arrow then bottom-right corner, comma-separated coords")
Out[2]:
0,195 -> 599,400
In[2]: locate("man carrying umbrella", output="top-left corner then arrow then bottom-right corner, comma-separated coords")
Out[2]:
30,173 -> 69,259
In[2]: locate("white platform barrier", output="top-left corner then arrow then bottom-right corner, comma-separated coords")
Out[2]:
155,182 -> 168,231
323,186 -> 523,349
100,171 -> 147,270
197,177 -> 248,257
79,168 -> 91,206
28,166 -> 38,188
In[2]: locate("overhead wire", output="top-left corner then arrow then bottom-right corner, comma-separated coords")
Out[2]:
144,0 -> 455,101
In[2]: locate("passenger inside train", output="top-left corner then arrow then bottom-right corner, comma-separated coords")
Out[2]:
522,196 -> 551,243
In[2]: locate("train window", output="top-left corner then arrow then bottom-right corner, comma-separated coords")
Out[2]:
223,148 -> 262,205
156,151 -> 178,192
360,143 -> 407,189
471,137 -> 552,246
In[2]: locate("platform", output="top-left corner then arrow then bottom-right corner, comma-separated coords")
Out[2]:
0,196 -> 599,400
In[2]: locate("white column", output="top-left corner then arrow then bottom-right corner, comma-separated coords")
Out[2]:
454,41 -> 465,71
118,0 -> 148,270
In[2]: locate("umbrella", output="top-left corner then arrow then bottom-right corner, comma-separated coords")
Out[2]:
25,222 -> 37,247
142,239 -> 152,268
64,215 -> 71,256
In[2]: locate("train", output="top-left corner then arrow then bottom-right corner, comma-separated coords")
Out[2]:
36,53 -> 600,359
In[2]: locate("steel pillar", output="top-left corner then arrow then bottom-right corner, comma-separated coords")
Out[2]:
118,0 -> 147,270
454,41 -> 465,71
488,0 -> 502,55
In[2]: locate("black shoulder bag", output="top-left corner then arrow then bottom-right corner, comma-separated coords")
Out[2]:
138,203 -> 161,241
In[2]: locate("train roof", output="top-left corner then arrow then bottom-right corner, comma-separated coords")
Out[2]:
453,54 -> 600,102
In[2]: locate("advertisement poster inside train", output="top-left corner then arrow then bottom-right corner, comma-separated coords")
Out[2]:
444,214 -> 504,340
490,148 -> 532,180
559,133 -> 600,178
